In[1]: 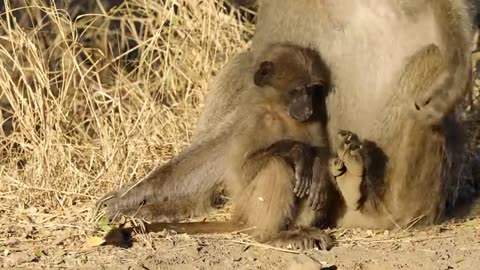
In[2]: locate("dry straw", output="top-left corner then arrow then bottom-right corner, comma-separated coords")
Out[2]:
0,0 -> 254,210
0,0 -> 254,252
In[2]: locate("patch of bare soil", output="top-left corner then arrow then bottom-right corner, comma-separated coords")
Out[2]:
1,200 -> 479,270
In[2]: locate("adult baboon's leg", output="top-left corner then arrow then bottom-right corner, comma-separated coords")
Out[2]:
96,52 -> 254,221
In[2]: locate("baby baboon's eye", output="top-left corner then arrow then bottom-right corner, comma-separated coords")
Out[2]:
288,87 -> 303,99
306,83 -> 324,92
254,61 -> 274,87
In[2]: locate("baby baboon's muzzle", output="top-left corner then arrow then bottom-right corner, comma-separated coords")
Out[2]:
288,86 -> 314,122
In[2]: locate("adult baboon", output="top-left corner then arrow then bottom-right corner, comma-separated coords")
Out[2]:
98,0 -> 479,232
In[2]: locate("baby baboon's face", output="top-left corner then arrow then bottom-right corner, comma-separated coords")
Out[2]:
253,45 -> 330,122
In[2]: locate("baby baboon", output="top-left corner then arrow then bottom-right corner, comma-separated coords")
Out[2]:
103,44 -> 338,250
221,44 -> 336,248
99,0 -> 478,233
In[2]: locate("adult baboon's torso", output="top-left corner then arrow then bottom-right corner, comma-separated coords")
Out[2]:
253,0 -> 440,142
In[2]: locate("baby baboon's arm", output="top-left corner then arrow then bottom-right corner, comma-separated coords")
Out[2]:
258,140 -> 317,198
257,140 -> 333,210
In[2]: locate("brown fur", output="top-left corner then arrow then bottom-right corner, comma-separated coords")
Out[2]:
247,0 -> 477,229
222,44 -> 336,247
98,0 -> 479,239
330,43 -> 474,228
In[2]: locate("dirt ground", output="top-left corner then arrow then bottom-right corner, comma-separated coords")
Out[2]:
1,200 -> 479,270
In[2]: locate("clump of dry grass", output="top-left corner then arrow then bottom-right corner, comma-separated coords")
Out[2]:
0,0 -> 254,215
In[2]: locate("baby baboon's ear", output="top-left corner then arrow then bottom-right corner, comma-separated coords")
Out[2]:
254,61 -> 274,87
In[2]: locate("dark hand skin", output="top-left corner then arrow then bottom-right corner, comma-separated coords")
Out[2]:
306,156 -> 334,211
257,140 -> 331,209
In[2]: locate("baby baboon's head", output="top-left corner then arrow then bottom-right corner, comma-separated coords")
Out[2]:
254,44 -> 331,122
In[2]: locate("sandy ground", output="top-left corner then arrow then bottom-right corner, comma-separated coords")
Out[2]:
1,200 -> 479,270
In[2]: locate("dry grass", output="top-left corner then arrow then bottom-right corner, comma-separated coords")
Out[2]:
0,0 -> 253,214
0,0 -> 254,259
0,0 -> 479,268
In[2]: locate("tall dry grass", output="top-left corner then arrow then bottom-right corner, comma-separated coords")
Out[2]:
0,0 -> 254,218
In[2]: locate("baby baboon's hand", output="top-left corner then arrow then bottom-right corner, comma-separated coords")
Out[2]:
261,140 -> 317,198
289,143 -> 316,199
306,157 -> 330,211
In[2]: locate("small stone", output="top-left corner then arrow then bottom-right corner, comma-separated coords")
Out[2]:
289,254 -> 322,270
247,256 -> 256,262
288,262 -> 321,270
3,251 -> 35,267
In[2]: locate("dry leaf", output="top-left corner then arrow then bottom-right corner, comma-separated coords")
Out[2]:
84,236 -> 105,248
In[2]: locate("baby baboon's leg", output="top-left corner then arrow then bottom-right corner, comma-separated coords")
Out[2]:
232,157 -> 296,237
233,157 -> 333,250
272,226 -> 333,250
330,130 -> 365,211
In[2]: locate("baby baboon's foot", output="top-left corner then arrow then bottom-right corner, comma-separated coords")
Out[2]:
330,130 -> 365,210
269,228 -> 334,251
335,130 -> 365,177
